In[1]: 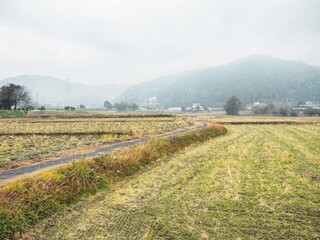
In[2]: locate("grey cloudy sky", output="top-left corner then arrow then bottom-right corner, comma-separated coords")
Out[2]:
0,0 -> 319,85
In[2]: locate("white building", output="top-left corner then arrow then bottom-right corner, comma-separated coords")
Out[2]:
167,107 -> 182,112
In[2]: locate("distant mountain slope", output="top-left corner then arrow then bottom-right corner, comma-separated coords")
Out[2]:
116,55 -> 320,107
0,75 -> 127,107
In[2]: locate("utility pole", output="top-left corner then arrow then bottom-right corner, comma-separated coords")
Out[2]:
66,75 -> 71,107
36,93 -> 39,107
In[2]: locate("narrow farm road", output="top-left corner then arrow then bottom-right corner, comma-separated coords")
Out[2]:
0,121 -> 208,184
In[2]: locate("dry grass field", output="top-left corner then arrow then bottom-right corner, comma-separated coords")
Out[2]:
0,116 -> 190,171
24,122 -> 320,239
201,115 -> 320,124
0,123 -> 226,239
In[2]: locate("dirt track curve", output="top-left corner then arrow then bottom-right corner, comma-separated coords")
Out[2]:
0,121 -> 209,183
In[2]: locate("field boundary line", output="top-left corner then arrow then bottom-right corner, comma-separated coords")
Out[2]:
0,131 -> 133,136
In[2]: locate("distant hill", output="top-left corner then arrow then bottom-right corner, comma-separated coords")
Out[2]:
0,75 -> 127,108
116,55 -> 320,107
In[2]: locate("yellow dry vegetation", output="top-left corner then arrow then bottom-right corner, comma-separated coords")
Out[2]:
26,124 -> 320,239
0,124 -> 226,239
0,117 -> 190,171
0,117 -> 190,134
202,115 -> 320,124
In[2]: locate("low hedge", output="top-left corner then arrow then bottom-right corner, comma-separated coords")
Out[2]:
0,110 -> 26,118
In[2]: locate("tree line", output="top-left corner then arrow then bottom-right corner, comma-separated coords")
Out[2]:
104,100 -> 139,111
224,96 -> 320,116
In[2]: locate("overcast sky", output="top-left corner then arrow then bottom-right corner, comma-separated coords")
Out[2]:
0,0 -> 319,85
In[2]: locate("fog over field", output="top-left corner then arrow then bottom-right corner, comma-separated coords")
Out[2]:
1,2 -> 320,239
0,0 -> 320,85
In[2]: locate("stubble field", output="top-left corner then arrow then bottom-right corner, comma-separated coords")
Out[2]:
24,122 -> 320,239
0,116 -> 190,171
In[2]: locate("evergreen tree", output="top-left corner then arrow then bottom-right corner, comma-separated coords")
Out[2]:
224,96 -> 242,115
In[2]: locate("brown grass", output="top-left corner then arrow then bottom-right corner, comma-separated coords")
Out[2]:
0,124 -> 227,239
23,124 -> 320,240
0,131 -> 133,136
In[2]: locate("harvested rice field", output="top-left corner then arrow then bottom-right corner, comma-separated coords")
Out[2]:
0,116 -> 191,171
24,123 -> 320,239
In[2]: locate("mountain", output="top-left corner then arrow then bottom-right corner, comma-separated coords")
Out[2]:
0,75 -> 127,108
116,55 -> 320,107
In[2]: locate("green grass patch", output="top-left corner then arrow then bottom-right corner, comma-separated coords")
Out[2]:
0,110 -> 26,118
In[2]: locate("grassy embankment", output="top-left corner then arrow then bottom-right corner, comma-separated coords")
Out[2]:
0,110 -> 25,118
0,123 -> 227,239
24,124 -> 320,239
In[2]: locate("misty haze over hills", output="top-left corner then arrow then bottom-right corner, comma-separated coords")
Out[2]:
0,75 -> 127,108
117,55 -> 320,108
1,55 -> 320,108
0,0 -> 319,109
1,1 -> 319,85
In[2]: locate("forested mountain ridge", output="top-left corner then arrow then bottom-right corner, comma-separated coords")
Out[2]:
116,55 -> 320,107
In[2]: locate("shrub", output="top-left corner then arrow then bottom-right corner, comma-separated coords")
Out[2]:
224,96 -> 242,115
251,105 -> 270,115
277,106 -> 289,116
38,106 -> 46,111
0,110 -> 26,118
64,106 -> 76,111
289,110 -> 298,117
304,107 -> 320,116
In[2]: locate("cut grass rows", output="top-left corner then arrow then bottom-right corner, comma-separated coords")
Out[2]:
0,124 -> 227,239
0,118 -> 190,171
0,131 -> 133,136
0,134 -> 132,170
0,119 -> 189,134
205,115 -> 320,124
27,113 -> 175,119
0,118 -> 176,123
23,124 -> 320,239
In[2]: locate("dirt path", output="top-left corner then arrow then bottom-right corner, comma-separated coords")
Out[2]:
0,121 -> 208,184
